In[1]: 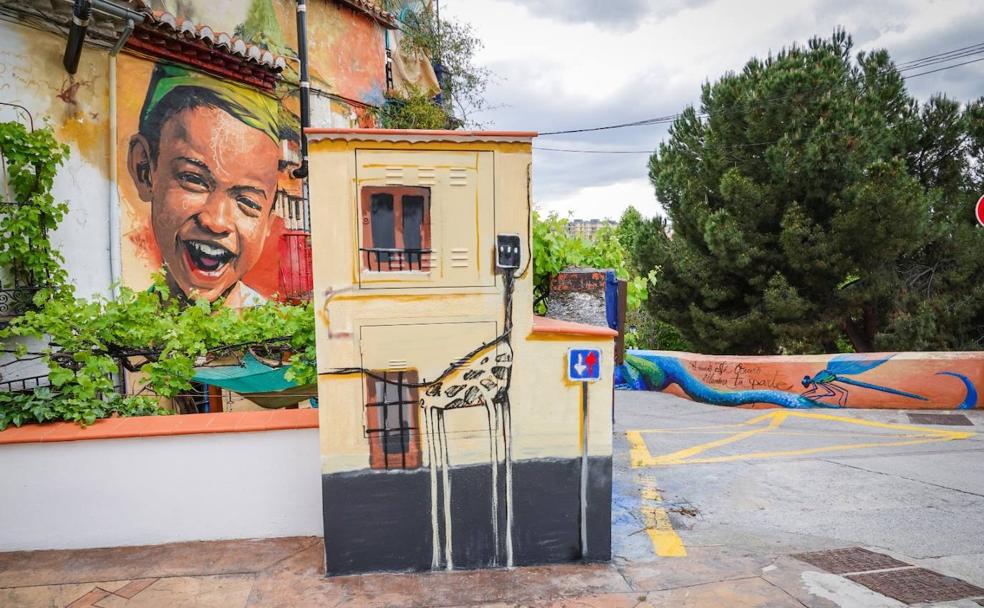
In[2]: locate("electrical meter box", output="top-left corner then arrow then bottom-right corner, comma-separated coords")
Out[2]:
307,129 -> 615,576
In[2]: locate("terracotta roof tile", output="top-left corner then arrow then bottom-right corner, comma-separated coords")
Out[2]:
531,315 -> 618,338
139,9 -> 288,71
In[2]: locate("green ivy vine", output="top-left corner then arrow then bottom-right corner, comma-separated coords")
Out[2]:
0,274 -> 317,430
0,121 -> 70,295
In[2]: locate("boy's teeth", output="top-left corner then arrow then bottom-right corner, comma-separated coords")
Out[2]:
191,242 -> 228,257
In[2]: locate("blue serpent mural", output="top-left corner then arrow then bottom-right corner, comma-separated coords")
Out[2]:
616,351 -> 979,410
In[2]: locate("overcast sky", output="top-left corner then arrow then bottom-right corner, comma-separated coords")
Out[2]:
441,0 -> 984,219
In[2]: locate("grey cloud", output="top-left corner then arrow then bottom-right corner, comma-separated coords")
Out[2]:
482,61 -> 689,203
501,0 -> 713,31
475,1 -> 984,210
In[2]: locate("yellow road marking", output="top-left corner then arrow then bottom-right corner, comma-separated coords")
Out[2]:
629,410 -> 974,467
635,473 -> 687,557
640,487 -> 662,501
641,506 -> 687,557
634,429 -> 933,438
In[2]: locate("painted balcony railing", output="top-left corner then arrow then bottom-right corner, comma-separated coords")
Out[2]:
274,191 -> 310,233
278,231 -> 313,303
360,248 -> 432,272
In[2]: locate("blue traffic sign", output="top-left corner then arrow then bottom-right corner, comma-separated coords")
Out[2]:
568,348 -> 602,382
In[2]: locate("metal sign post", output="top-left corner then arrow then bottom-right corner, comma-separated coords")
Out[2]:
568,348 -> 601,559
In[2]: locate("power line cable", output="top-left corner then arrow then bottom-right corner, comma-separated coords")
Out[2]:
535,146 -> 654,154
537,41 -> 984,138
902,55 -> 984,79
895,42 -> 984,69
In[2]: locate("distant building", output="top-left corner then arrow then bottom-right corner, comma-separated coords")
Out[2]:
567,218 -> 616,239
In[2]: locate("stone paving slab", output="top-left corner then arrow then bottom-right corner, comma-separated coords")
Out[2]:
93,574 -> 255,608
0,537 -> 318,588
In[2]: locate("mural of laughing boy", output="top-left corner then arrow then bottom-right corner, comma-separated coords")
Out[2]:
127,64 -> 297,307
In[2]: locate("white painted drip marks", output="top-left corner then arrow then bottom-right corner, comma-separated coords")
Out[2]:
503,401 -> 515,568
423,344 -> 515,571
426,410 -> 441,571
486,402 -> 500,567
439,411 -> 454,570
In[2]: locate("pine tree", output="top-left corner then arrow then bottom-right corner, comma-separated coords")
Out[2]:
639,31 -> 983,354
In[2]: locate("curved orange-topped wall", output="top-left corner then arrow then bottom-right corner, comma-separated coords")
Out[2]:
619,350 -> 982,410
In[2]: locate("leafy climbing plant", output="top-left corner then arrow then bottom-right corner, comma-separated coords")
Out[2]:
0,274 -> 317,430
379,86 -> 453,130
0,121 -> 70,295
384,0 -> 491,125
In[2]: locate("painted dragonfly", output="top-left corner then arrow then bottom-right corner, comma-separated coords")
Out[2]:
801,354 -> 928,407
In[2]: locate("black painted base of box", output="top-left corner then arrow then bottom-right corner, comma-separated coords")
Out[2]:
321,456 -> 612,576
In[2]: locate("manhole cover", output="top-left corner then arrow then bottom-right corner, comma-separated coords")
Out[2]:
791,547 -> 910,574
907,413 -> 974,426
847,568 -> 984,604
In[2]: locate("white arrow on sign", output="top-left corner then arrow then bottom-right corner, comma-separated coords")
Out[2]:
574,353 -> 587,377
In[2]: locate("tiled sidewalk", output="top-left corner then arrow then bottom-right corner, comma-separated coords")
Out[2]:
0,537 -> 818,607
10,536 -> 980,607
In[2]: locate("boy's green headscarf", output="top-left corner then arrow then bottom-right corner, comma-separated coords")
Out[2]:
139,63 -> 296,144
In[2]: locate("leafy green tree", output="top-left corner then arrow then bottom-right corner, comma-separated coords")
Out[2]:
877,97 -> 984,350
385,0 -> 490,125
641,30 -> 983,354
615,206 -> 645,266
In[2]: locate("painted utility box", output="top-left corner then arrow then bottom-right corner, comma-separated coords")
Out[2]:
308,129 -> 616,575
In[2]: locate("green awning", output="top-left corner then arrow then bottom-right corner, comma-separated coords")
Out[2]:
193,354 -> 315,409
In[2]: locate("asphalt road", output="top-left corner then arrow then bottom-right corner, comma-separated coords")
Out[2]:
612,391 -> 984,606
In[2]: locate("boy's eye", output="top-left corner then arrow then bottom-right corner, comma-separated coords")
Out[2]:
237,196 -> 262,215
177,172 -> 210,191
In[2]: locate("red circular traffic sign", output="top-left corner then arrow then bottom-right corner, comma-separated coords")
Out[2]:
977,195 -> 984,227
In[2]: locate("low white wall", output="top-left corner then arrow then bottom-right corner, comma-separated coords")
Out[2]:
0,429 -> 322,551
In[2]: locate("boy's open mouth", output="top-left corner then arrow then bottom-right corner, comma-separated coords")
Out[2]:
183,240 -> 236,276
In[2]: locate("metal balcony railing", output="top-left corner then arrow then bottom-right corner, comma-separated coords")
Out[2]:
0,285 -> 38,324
360,248 -> 432,272
0,374 -> 51,393
0,199 -> 43,325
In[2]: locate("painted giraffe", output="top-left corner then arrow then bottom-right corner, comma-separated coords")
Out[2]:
420,340 -> 514,570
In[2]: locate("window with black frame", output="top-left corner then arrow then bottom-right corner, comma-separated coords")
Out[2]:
365,370 -> 422,470
360,186 -> 432,272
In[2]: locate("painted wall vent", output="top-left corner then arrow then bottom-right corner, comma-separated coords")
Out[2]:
450,248 -> 470,268
449,167 -> 469,187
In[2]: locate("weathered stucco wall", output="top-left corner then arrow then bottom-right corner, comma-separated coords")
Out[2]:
154,0 -> 388,110
0,20 -> 113,299
618,350 -> 982,410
